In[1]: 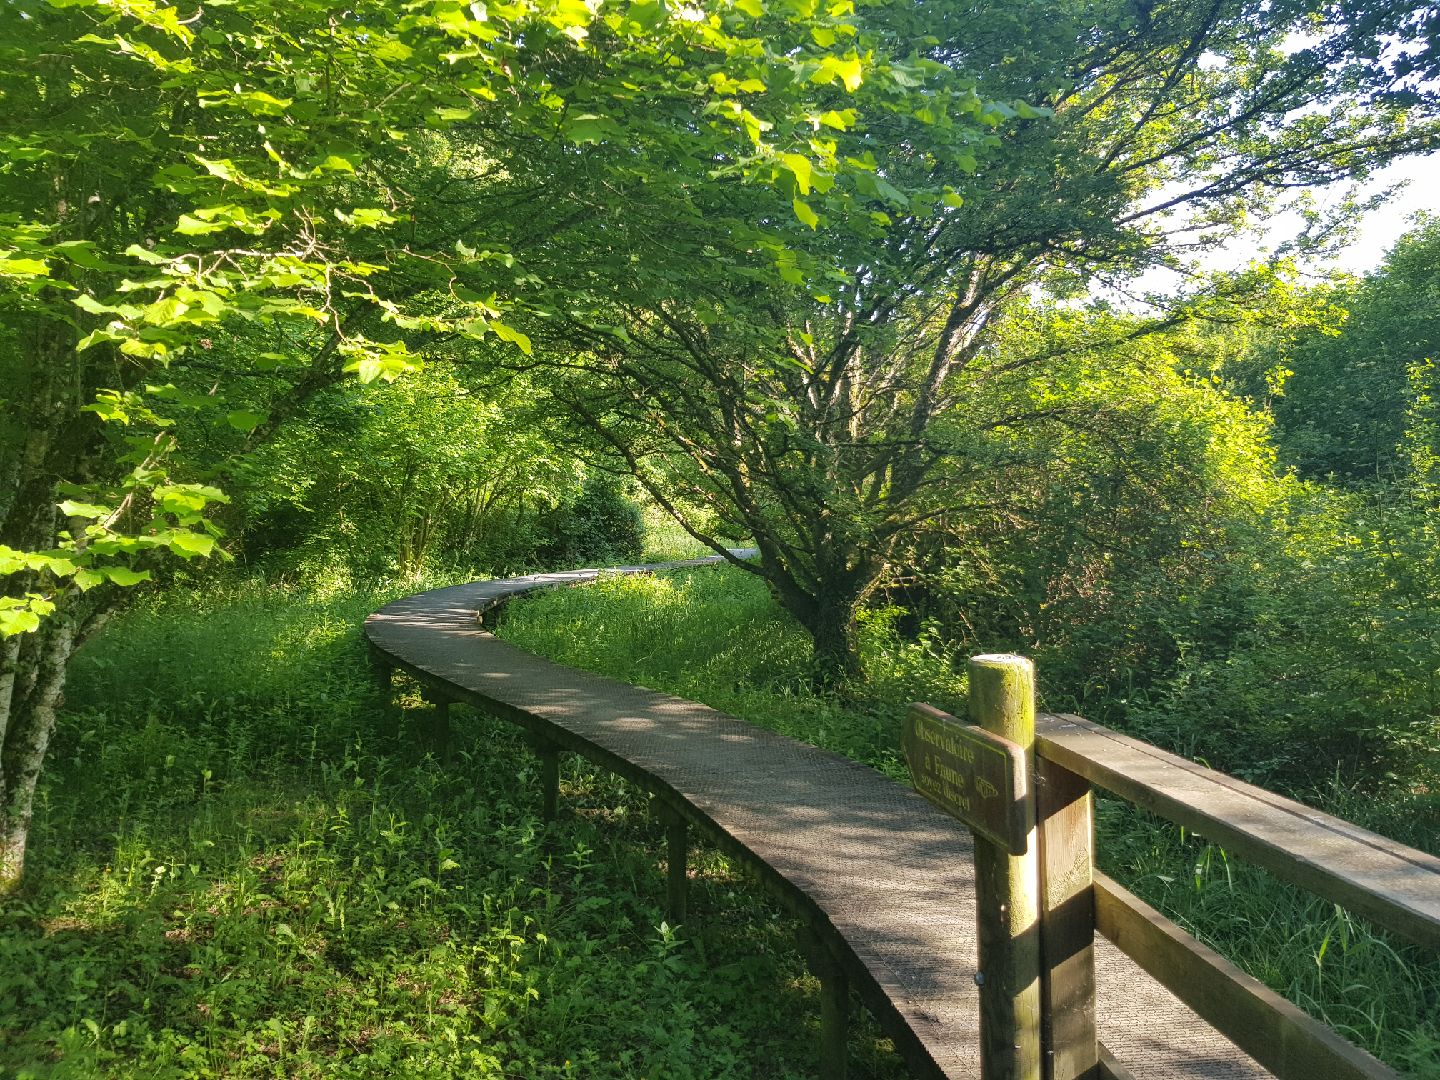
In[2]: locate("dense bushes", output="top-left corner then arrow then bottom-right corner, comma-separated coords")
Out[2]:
870,283 -> 1440,800
229,370 -> 649,579
538,477 -> 647,570
1267,220 -> 1440,483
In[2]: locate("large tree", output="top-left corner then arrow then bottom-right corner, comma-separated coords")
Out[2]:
1263,218 -> 1440,482
485,0 -> 1440,683
0,0 -> 878,891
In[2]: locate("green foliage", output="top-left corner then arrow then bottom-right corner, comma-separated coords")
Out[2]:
1,0 -> 920,632
2,575 -> 908,1079
1263,218 -> 1440,483
234,368 -> 590,578
1119,481 -> 1440,793
874,300 -> 1282,706
508,0 -> 1440,683
537,477 -> 646,571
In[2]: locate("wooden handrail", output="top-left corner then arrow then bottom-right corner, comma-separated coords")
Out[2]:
1034,712 -> 1440,949
911,695 -> 1437,1079
1094,874 -> 1399,1080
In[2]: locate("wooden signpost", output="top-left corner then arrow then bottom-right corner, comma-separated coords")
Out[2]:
903,701 -> 1031,855
905,656 -> 1045,1080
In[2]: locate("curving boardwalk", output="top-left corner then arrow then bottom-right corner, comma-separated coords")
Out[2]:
365,559 -> 1273,1079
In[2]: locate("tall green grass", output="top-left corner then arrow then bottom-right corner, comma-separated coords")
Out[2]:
499,566 -> 1440,1078
498,567 -> 966,783
2,572 -> 907,1079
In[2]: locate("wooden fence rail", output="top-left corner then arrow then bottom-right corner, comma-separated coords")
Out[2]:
908,654 -> 1440,1080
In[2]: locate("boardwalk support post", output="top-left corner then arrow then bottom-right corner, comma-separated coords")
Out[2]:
367,644 -> 397,732
420,687 -> 454,763
525,735 -> 561,822
1037,747 -> 1097,1080
797,924 -> 848,1080
970,654 -> 1043,1080
653,801 -> 689,924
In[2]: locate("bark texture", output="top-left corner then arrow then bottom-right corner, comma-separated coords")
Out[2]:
0,614 -> 75,894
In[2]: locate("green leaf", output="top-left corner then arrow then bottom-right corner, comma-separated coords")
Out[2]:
779,152 -> 812,196
143,296 -> 191,325
74,569 -> 105,591
175,213 -> 226,236
873,176 -> 909,207
0,548 -> 30,576
813,55 -> 864,92
223,90 -> 293,116
733,0 -> 763,15
627,1 -> 666,30
195,156 -> 242,182
792,198 -> 819,229
313,154 -> 359,174
564,114 -> 623,145
59,500 -> 111,520
490,321 -> 533,355
337,208 -> 397,229
124,244 -> 172,266
0,256 -> 49,276
226,409 -> 266,432
103,567 -> 152,587
372,38 -> 414,62
35,555 -> 78,578
74,293 -> 142,319
168,531 -> 216,558
0,608 -> 41,636
51,241 -> 127,271
354,358 -> 385,384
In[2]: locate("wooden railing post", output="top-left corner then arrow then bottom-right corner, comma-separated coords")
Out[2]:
367,644 -> 397,735
1036,752 -> 1097,1080
420,686 -> 454,764
539,745 -> 560,822
969,654 -> 1043,1080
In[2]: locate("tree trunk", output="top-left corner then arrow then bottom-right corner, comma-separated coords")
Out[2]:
0,611 -> 75,896
807,607 -> 864,690
777,582 -> 866,692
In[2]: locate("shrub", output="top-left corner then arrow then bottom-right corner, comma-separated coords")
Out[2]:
538,477 -> 646,569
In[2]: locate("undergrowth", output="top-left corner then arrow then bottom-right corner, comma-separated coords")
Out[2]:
498,566 -> 1440,1078
1,572 -> 906,1079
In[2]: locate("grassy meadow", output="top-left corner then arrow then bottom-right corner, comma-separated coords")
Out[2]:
0,572 -> 906,1079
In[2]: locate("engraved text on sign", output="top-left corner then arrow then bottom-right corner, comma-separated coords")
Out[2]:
902,703 -> 1030,854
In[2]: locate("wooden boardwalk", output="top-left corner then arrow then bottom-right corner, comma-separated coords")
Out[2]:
366,561 -> 1275,1079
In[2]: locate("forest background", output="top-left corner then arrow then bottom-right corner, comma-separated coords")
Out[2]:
1,0 -> 1439,1075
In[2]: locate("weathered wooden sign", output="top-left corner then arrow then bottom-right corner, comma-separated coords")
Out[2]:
903,703 -> 1031,855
